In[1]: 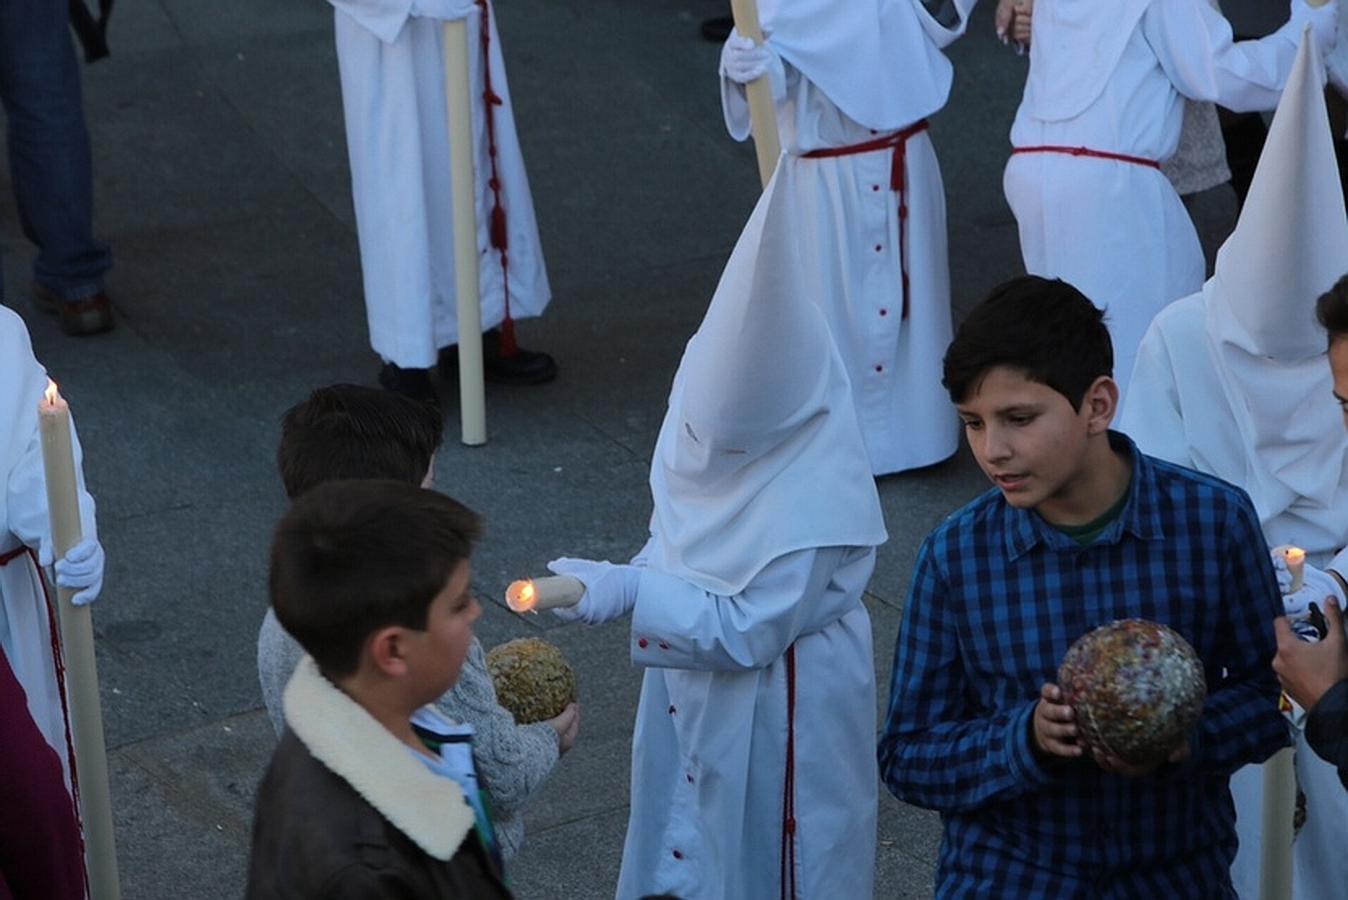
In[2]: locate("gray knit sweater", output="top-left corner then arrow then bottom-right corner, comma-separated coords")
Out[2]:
256,609 -> 560,861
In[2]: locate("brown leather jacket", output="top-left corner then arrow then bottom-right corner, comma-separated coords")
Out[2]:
246,657 -> 513,899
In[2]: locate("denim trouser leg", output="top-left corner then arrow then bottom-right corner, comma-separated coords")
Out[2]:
0,0 -> 111,302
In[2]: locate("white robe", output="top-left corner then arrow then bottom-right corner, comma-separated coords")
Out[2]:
617,545 -> 877,900
331,0 -> 550,369
0,307 -> 97,781
720,8 -> 964,476
1005,0 -> 1325,393
1123,299 -> 1348,900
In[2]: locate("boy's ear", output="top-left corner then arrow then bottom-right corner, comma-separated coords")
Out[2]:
366,626 -> 411,678
1080,375 -> 1118,435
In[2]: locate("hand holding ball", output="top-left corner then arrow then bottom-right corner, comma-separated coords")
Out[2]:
1057,619 -> 1206,769
487,638 -> 578,725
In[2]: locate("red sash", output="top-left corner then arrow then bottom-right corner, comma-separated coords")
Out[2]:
802,120 -> 930,320
1010,144 -> 1161,170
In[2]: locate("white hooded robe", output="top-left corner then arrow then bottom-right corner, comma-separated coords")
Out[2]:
1005,0 -> 1335,393
330,0 -> 550,368
1121,32 -> 1348,900
0,307 -> 98,782
719,0 -> 974,476
616,163 -> 888,900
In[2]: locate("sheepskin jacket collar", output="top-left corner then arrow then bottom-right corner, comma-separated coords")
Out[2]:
282,655 -> 475,860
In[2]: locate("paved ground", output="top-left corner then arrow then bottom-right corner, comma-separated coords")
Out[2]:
0,1 -> 1240,897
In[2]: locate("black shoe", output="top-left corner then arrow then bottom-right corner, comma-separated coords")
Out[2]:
439,329 -> 558,386
700,15 -> 733,43
378,363 -> 440,405
33,283 -> 115,336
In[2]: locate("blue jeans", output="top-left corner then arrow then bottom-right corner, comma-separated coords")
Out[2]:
0,0 -> 111,303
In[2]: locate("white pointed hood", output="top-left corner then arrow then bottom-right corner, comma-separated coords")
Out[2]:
758,0 -> 974,130
1124,29 -> 1348,558
646,167 -> 887,595
1207,28 -> 1347,361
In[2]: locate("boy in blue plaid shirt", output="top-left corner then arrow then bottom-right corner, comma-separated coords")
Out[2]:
879,276 -> 1288,897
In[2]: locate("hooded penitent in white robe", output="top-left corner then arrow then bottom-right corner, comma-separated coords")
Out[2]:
1121,32 -> 1348,900
1004,0 -> 1336,394
616,164 -> 888,900
330,0 -> 550,369
720,0 -> 974,475
0,307 -> 97,782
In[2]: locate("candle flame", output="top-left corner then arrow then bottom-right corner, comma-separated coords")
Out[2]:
44,379 -> 59,405
1284,547 -> 1306,565
506,579 -> 537,613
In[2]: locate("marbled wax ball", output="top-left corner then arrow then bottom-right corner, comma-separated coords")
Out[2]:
486,638 -> 578,725
1057,619 -> 1206,767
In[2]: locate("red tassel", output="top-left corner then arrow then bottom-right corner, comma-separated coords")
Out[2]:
498,314 -> 518,357
490,206 -> 508,252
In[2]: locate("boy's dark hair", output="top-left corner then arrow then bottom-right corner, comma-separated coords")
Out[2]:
1315,273 -> 1348,345
269,480 -> 481,678
943,276 -> 1112,409
276,384 -> 444,500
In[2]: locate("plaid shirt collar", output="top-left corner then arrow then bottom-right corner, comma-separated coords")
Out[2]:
1004,431 -> 1167,561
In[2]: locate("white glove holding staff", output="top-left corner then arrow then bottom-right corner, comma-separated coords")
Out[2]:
39,535 -> 106,607
721,33 -> 774,85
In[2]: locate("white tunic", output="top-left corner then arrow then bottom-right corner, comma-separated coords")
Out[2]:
0,307 -> 97,780
719,0 -> 970,476
331,0 -> 550,368
1005,0 -> 1327,393
723,71 -> 959,475
617,546 -> 877,900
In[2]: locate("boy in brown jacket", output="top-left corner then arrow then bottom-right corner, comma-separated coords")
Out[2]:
247,480 -> 511,899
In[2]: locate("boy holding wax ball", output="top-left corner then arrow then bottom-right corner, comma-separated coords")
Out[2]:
256,384 -> 577,861
878,276 -> 1287,895
248,480 -> 511,897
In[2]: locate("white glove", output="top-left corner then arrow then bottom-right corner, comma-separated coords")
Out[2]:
1291,0 -> 1339,61
1272,551 -> 1346,617
53,537 -> 106,606
720,33 -> 775,85
545,557 -> 640,625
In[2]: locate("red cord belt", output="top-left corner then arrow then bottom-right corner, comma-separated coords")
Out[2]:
1010,144 -> 1161,170
780,642 -> 798,900
801,119 -> 929,320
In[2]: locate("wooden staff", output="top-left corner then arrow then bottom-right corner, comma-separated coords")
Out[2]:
443,17 -> 488,446
38,382 -> 120,900
729,0 -> 781,187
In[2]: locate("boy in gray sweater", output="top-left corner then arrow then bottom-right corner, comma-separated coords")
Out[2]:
256,384 -> 579,860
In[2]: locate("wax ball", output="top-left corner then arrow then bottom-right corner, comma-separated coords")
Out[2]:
1057,619 -> 1206,767
486,638 -> 577,725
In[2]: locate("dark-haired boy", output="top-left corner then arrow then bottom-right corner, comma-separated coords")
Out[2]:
878,276 -> 1288,896
256,384 -> 577,861
248,480 -> 511,898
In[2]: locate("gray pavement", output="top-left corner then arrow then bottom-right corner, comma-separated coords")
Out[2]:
0,1 -> 1240,898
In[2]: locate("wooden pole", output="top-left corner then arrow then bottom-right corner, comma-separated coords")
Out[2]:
1259,746 -> 1295,900
729,0 -> 781,187
443,18 -> 488,446
38,382 -> 120,900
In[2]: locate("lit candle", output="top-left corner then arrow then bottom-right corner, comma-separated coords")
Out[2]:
505,576 -> 585,613
1282,546 -> 1306,593
38,381 -> 121,900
